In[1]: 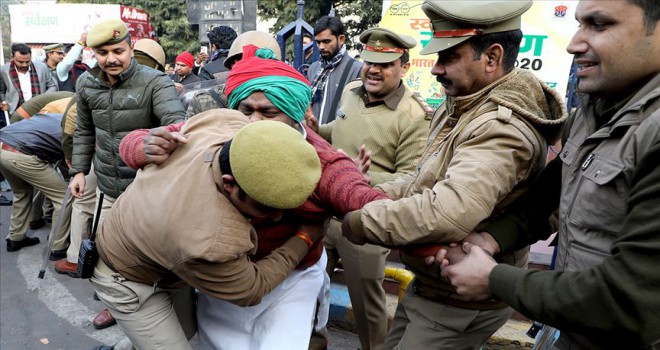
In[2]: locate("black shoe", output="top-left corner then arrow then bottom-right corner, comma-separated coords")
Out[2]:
91,346 -> 114,350
29,218 -> 46,230
49,248 -> 68,261
6,237 -> 40,252
0,195 -> 12,206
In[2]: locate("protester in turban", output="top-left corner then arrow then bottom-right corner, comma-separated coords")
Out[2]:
225,45 -> 312,128
118,44 -> 390,350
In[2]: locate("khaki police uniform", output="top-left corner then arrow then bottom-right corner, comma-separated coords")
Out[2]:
318,28 -> 431,350
43,43 -> 65,73
371,2 -> 538,350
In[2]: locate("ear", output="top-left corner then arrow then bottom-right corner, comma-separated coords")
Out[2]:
337,34 -> 346,46
221,174 -> 237,193
401,61 -> 411,76
484,43 -> 504,73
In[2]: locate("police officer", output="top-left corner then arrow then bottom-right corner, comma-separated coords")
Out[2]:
316,27 -> 432,350
341,1 -> 567,349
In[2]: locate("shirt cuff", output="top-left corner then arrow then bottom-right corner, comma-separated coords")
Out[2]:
346,210 -> 368,244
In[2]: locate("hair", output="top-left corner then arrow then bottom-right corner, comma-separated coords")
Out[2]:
219,139 -> 246,199
11,43 -> 31,56
314,16 -> 345,37
303,32 -> 314,40
207,26 -> 238,50
627,0 -> 660,34
467,29 -> 523,72
399,50 -> 409,65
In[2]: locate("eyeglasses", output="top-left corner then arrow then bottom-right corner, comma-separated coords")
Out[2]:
55,51 -> 65,55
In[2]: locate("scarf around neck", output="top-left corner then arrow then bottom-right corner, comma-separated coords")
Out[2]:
9,60 -> 41,107
310,44 -> 347,100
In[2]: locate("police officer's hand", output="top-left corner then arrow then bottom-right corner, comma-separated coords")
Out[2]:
440,242 -> 497,301
337,145 -> 372,183
69,172 -> 86,199
143,127 -> 188,165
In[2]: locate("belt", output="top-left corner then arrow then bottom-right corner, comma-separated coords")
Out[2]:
1,143 -> 23,154
96,258 -> 116,276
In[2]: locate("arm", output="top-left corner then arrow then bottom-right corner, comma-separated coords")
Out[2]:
368,114 -> 428,185
150,75 -> 187,125
44,69 -> 58,93
177,235 -> 311,306
345,118 -> 539,246
57,35 -> 85,81
119,122 -> 186,169
482,155 -> 562,253
317,121 -> 333,141
70,87 -> 95,176
486,139 -> 660,346
308,131 -> 389,217
61,97 -> 78,166
0,72 -> 7,104
198,66 -> 214,81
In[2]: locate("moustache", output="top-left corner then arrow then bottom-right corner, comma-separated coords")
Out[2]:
436,76 -> 452,85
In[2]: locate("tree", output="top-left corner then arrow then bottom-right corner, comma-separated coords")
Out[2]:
257,0 -> 384,51
57,0 -> 199,62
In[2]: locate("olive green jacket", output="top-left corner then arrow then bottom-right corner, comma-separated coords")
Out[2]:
71,59 -> 185,197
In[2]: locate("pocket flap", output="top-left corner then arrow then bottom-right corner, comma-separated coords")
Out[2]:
582,157 -> 624,185
559,140 -> 579,166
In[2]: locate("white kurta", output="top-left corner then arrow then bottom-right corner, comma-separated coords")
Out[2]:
197,249 -> 328,350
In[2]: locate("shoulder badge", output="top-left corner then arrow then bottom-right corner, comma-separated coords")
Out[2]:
412,92 -> 435,120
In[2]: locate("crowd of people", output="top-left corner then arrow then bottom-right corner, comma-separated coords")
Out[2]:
1,0 -> 659,349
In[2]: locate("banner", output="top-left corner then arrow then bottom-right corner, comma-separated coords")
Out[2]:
120,6 -> 155,43
9,4 -> 155,45
9,4 -> 119,44
380,1 -> 578,108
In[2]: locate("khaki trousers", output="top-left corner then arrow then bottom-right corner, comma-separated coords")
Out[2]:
91,260 -> 197,350
0,150 -> 71,250
384,285 -> 513,350
65,170 -> 97,263
325,218 -> 389,350
30,191 -> 54,222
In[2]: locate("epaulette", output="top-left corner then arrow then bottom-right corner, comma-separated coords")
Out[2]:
412,92 -> 435,119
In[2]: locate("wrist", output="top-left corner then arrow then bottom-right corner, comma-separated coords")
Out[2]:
295,231 -> 313,249
481,232 -> 501,255
77,40 -> 86,47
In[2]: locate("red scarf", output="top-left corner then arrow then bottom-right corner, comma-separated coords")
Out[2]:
9,60 -> 41,107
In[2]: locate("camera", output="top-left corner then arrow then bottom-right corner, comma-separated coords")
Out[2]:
77,239 -> 99,279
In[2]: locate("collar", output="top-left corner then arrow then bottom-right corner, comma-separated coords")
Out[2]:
444,69 -> 517,117
351,80 -> 407,110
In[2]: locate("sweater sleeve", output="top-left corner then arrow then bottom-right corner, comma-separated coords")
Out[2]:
150,75 -> 187,125
119,122 -> 186,169
308,129 -> 389,217
71,84 -> 95,175
176,237 -> 309,307
489,139 -> 660,347
57,43 -> 83,82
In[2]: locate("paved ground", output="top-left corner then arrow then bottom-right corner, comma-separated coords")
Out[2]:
0,189 -> 360,350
